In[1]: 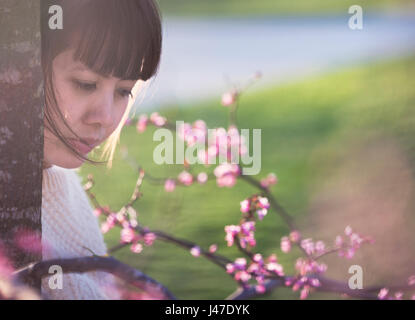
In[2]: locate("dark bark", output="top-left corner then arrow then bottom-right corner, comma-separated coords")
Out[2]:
0,0 -> 43,291
14,256 -> 177,300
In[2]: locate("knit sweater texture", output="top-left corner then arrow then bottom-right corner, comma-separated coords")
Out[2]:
41,165 -> 121,300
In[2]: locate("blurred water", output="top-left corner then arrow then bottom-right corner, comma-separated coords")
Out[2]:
136,13 -> 415,111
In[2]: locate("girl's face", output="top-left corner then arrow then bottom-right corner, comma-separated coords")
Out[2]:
43,48 -> 137,169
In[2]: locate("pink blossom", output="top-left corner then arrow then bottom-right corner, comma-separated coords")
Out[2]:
240,232 -> 256,248
214,163 -> 240,188
239,144 -> 248,156
300,286 -> 310,300
192,120 -> 207,144
178,120 -> 207,147
310,278 -> 321,288
281,236 -> 291,253
144,232 -> 156,246
266,262 -> 284,276
197,172 -> 208,184
344,226 -> 353,236
256,208 -> 268,220
300,238 -> 315,255
255,284 -> 266,294
257,196 -> 270,209
116,213 -> 127,225
193,119 -> 207,131
268,254 -> 278,263
216,174 -> 237,188
178,171 -> 193,186
292,281 -> 301,292
315,241 -> 325,254
240,199 -> 250,213
106,214 -> 117,228
225,225 -> 241,246
246,263 -> 259,274
253,253 -> 263,265
234,271 -> 251,282
227,126 -> 245,156
164,179 -> 176,192
225,225 -> 241,235
378,288 -> 389,300
285,277 -> 294,287
408,275 -> 415,286
221,91 -> 237,106
93,208 -> 102,217
136,114 -> 148,133
260,173 -> 278,188
295,258 -> 326,276
335,235 -> 343,247
350,233 -> 363,248
289,230 -> 301,243
150,112 -> 166,127
129,218 -> 138,228
344,247 -> 355,259
101,222 -> 110,234
394,292 -> 403,300
255,275 -> 265,284
185,135 -> 197,147
226,263 -> 235,274
234,258 -> 247,270
120,228 -> 136,244
178,122 -> 192,142
317,263 -> 327,273
207,144 -> 218,158
241,221 -> 255,235
131,242 -> 143,254
190,246 -> 201,257
209,244 -> 217,253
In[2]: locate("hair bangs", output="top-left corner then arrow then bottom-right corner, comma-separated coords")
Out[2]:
69,0 -> 161,81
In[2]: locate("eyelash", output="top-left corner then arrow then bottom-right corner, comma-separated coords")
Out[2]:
73,80 -> 133,98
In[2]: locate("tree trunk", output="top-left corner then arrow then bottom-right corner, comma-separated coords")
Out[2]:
0,0 -> 43,291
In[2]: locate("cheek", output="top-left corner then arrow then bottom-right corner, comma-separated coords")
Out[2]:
115,100 -> 129,125
54,82 -> 84,125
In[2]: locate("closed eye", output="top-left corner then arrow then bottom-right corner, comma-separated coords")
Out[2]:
119,89 -> 133,98
73,80 -> 96,92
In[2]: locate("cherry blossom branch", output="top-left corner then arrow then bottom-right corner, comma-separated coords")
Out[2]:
238,174 -> 296,231
113,74 -> 415,300
84,174 -> 232,268
13,256 -> 177,300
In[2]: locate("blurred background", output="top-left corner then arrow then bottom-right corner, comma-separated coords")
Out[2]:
80,0 -> 415,299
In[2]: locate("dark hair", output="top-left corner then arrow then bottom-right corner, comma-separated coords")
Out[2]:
40,0 -> 162,165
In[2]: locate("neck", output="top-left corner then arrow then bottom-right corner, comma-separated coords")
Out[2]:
42,160 -> 52,169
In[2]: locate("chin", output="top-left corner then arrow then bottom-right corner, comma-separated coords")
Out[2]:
49,155 -> 85,169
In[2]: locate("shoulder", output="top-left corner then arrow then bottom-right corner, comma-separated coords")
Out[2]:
41,165 -> 107,259
42,165 -> 89,204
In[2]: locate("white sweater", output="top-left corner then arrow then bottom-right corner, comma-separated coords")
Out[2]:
41,165 -> 121,300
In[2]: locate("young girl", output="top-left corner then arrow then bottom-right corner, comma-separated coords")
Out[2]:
40,0 -> 162,299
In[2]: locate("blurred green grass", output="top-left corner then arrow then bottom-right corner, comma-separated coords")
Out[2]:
79,56 -> 415,299
157,0 -> 413,17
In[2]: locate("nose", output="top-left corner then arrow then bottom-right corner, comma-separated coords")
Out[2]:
84,90 -> 115,129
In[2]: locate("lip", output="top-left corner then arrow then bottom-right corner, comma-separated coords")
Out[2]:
67,138 -> 97,155
79,137 -> 101,148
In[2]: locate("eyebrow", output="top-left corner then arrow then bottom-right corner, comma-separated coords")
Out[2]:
70,64 -> 136,82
